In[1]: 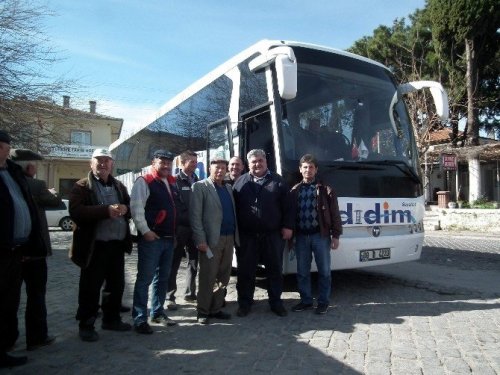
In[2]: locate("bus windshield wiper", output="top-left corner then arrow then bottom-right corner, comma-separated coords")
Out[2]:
361,160 -> 421,184
324,162 -> 383,171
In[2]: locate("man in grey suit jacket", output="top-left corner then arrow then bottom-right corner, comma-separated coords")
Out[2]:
190,157 -> 239,324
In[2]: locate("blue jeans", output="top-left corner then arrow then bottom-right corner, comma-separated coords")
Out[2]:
132,237 -> 174,325
295,233 -> 331,306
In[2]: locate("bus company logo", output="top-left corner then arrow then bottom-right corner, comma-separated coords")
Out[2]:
340,202 -> 415,225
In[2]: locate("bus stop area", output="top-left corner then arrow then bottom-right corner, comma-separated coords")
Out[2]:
7,230 -> 500,375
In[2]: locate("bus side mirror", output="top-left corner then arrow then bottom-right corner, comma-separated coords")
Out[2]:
398,81 -> 449,122
249,46 -> 297,100
275,53 -> 297,100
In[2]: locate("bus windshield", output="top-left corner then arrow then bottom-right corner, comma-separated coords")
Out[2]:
280,61 -> 418,170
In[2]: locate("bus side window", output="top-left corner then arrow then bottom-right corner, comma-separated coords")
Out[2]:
243,111 -> 275,172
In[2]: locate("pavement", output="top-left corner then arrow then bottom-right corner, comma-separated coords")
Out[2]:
4,229 -> 500,374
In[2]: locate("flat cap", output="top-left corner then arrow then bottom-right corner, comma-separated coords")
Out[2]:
152,149 -> 175,160
92,148 -> 114,159
9,149 -> 44,161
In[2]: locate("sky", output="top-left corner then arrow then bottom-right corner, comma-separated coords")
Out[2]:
42,0 -> 426,139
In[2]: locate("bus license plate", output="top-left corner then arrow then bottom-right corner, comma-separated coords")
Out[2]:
359,248 -> 391,262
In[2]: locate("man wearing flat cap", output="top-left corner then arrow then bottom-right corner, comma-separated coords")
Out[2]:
69,148 -> 133,342
130,149 -> 179,334
12,151 -> 61,351
190,156 -> 239,324
0,130 -> 49,367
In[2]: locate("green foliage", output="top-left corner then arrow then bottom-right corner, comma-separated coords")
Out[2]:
348,1 -> 500,147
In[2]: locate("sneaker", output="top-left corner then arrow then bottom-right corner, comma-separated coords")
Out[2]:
184,295 -> 197,302
79,327 -> 99,342
315,304 -> 329,315
151,314 -> 177,326
166,300 -> 178,311
0,352 -> 28,368
102,320 -> 132,331
271,305 -> 288,317
236,306 -> 250,317
209,311 -> 231,320
134,322 -> 153,334
291,302 -> 314,312
26,335 -> 56,351
197,314 -> 209,325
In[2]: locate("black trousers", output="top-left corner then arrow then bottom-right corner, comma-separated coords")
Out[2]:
236,232 -> 285,309
22,258 -> 48,346
167,226 -> 198,301
0,250 -> 23,352
76,240 -> 125,326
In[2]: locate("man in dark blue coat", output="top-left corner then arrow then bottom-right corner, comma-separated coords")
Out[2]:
232,149 -> 294,318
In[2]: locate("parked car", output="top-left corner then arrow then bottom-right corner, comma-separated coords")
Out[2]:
45,199 -> 73,231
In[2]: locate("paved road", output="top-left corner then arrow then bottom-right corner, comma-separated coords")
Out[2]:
6,230 -> 500,374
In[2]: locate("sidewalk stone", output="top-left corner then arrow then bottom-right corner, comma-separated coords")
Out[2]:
6,230 -> 500,374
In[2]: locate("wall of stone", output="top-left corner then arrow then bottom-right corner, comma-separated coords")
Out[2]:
427,206 -> 500,233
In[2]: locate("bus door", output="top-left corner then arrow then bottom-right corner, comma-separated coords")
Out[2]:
239,104 -> 276,172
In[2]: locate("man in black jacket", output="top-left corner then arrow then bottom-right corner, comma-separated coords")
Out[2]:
166,150 -> 199,310
13,156 -> 61,350
0,131 -> 48,368
233,149 -> 294,318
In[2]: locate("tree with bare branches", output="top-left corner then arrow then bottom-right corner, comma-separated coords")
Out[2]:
0,0 -> 76,148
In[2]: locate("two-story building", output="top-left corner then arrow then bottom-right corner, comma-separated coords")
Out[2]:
6,96 -> 123,198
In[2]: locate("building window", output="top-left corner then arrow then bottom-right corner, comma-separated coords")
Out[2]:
71,130 -> 91,145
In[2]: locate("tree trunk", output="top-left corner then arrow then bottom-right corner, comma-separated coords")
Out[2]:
465,38 -> 479,146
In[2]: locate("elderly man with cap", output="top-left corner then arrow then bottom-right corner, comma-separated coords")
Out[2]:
190,156 -> 239,324
11,151 -> 61,351
130,149 -> 179,334
69,148 -> 133,342
0,130 -> 49,368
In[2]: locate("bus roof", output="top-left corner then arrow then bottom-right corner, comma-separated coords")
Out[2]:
110,39 -> 389,150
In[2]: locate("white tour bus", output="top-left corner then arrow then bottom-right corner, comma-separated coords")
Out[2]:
110,40 -> 448,274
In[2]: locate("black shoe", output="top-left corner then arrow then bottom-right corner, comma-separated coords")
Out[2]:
120,305 -> 131,313
151,313 -> 177,326
134,322 -> 153,334
271,305 -> 288,317
197,314 -> 209,325
184,295 -> 197,302
26,335 -> 56,351
166,300 -> 178,311
102,320 -> 132,331
0,352 -> 28,368
315,304 -> 329,315
236,306 -> 250,317
79,327 -> 99,342
209,311 -> 231,320
291,302 -> 314,312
